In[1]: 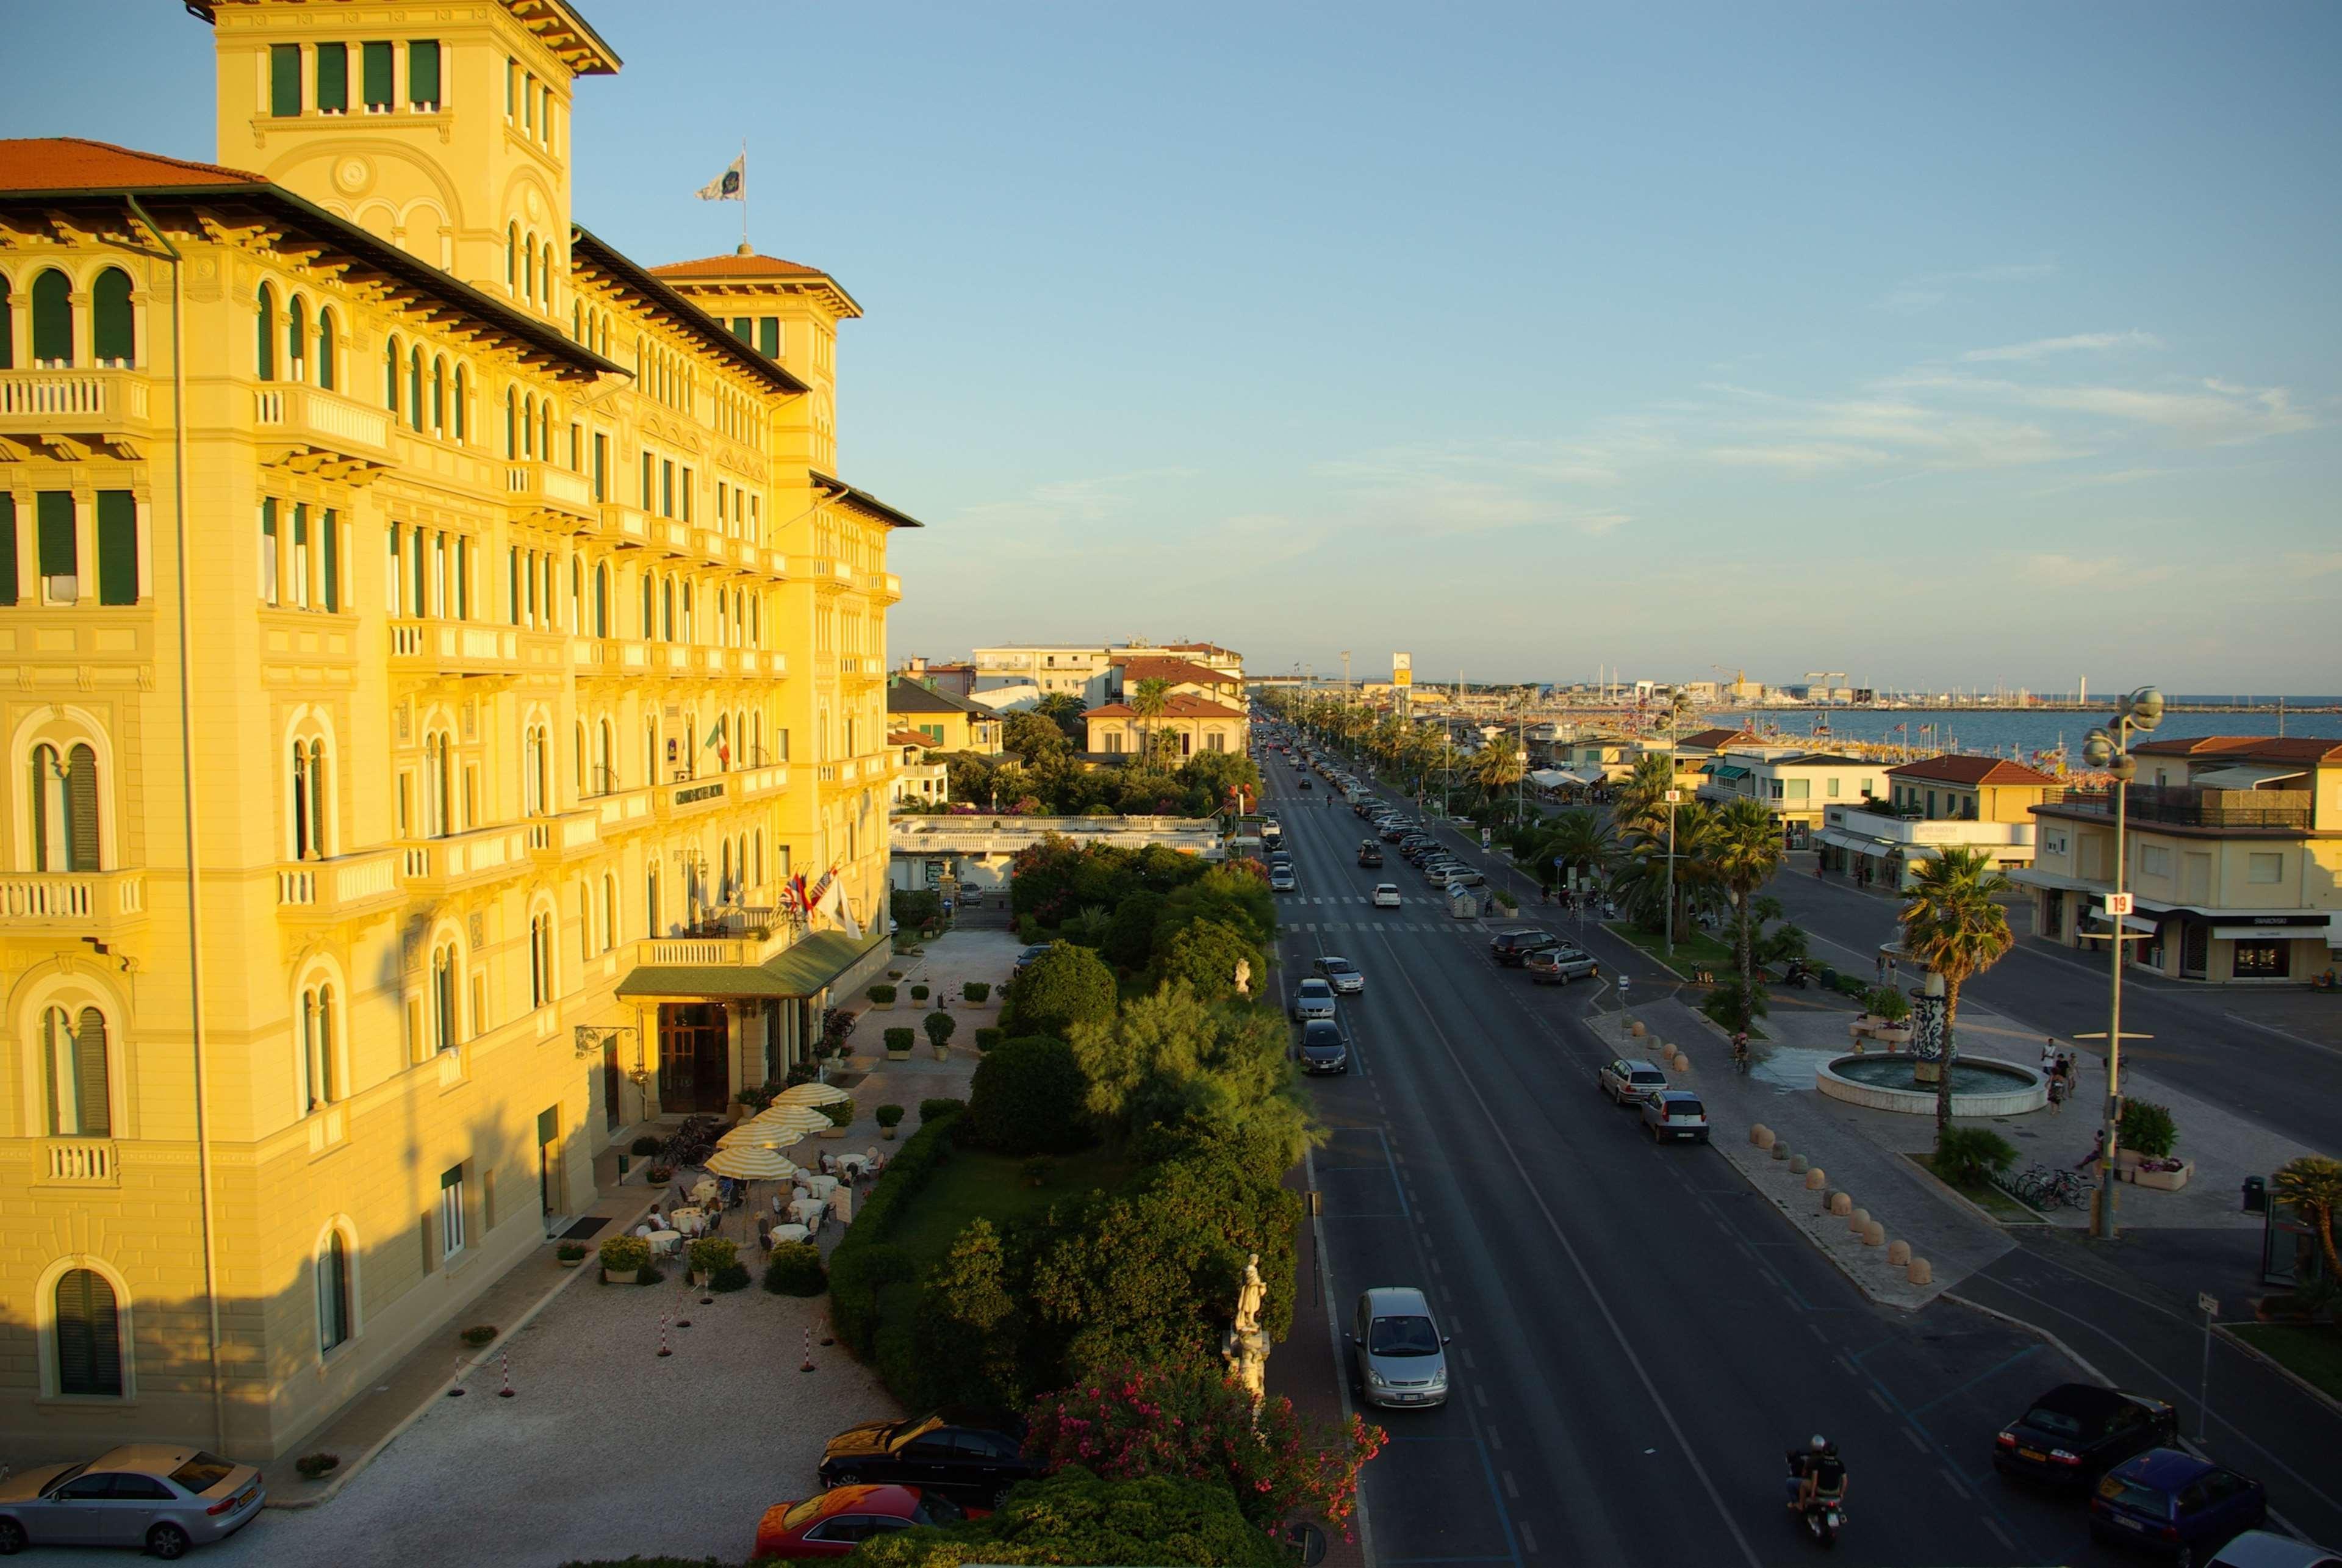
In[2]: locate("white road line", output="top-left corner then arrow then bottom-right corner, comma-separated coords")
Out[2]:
1487,1424 -> 1503,1451
1520,1522 -> 1540,1555
1900,1427 -> 1928,1454
1501,1467 -> 1518,1496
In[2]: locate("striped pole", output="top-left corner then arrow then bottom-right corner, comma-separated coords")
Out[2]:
656,1313 -> 672,1358
497,1348 -> 515,1398
800,1326 -> 815,1373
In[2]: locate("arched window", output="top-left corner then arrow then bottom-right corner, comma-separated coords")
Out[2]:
408,347 -> 424,432
638,574 -> 652,638
253,281 -> 275,379
505,387 -> 518,456
315,306 -> 337,389
521,393 -> 535,458
528,910 -> 551,1007
431,942 -> 458,1051
595,717 -> 612,792
317,1230 -> 351,1353
431,356 -> 446,433
506,224 -> 518,290
43,1005 -> 110,1137
523,231 -> 536,302
523,725 -> 547,814
383,334 -> 400,414
285,293 -> 307,381
426,731 -> 453,837
32,270 -> 74,365
451,363 -> 467,441
92,267 -> 134,366
53,1267 -> 123,1397
31,742 -> 101,872
300,982 -> 338,1108
602,872 -> 617,951
290,736 -> 328,860
660,578 -> 674,641
542,242 -> 557,306
593,562 -> 609,636
538,398 -> 551,459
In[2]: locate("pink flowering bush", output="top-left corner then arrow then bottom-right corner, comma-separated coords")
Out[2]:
1026,1358 -> 1387,1535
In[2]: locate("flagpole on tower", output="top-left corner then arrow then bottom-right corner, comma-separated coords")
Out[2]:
739,139 -> 749,253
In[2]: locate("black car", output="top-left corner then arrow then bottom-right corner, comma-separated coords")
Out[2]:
1298,1018 -> 1349,1075
1009,944 -> 1055,978
819,1408 -> 1036,1506
1489,929 -> 1560,966
1299,777 -> 1313,789
1357,842 -> 1384,867
1994,1384 -> 2177,1489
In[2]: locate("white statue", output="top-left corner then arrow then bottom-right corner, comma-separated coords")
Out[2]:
1234,958 -> 1252,998
1233,1251 -> 1264,1335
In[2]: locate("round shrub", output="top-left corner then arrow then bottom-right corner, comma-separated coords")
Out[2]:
1151,917 -> 1264,1002
966,1035 -> 1092,1155
598,1234 -> 651,1275
294,1453 -> 340,1481
925,1010 -> 958,1049
634,1264 -> 664,1286
820,1098 -> 855,1128
884,1027 -> 916,1053
688,1237 -> 739,1279
963,980 -> 992,1004
875,1103 -> 905,1129
764,1240 -> 828,1297
911,984 -> 931,1002
1004,943 -> 1117,1038
1934,1125 -> 2018,1188
709,1261 -> 753,1293
974,1026 -> 1003,1054
459,1325 -> 497,1347
2121,1099 -> 2179,1159
868,984 -> 898,1005
919,1096 -> 966,1124
629,1135 -> 663,1157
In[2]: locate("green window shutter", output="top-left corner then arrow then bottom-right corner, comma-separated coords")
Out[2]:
409,40 -> 440,106
1,276 -> 13,370
92,270 -> 134,364
758,317 -> 779,358
538,1106 -> 559,1146
315,42 -> 348,112
96,492 -> 135,605
66,749 -> 99,876
256,286 -> 275,380
72,1006 -> 109,1132
321,509 -> 340,611
362,41 -> 393,109
0,494 -> 16,604
270,44 -> 302,117
36,492 -> 76,584
730,317 -> 752,343
508,547 -> 520,625
55,1268 -> 123,1397
32,270 -> 72,364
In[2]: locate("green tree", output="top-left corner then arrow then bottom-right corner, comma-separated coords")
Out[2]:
848,1467 -> 1291,1568
1471,735 -> 1526,810
1004,940 -> 1116,1037
1152,917 -> 1267,1004
910,1218 -> 1027,1408
1710,797 -> 1788,1019
1034,689 -> 1089,745
1542,808 -> 1612,891
1001,709 -> 1071,763
1898,846 -> 2015,1143
2271,1155 -> 2342,1285
1158,863 -> 1276,949
1067,982 -> 1306,1157
1104,889 -> 1170,969
1612,752 -> 1678,841
966,1034 -> 1093,1153
1130,677 -> 1174,769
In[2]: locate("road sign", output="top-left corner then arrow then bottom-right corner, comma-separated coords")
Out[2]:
2106,892 -> 2135,916
1664,789 -> 1681,804
1618,975 -> 1631,991
1553,855 -> 1566,867
2198,1293 -> 2219,1317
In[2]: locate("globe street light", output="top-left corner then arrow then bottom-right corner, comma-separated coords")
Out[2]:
2080,685 -> 2163,1240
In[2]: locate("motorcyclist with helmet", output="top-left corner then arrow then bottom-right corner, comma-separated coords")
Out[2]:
1784,1433 -> 1848,1514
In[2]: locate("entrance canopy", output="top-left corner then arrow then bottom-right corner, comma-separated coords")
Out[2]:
616,927 -> 889,1002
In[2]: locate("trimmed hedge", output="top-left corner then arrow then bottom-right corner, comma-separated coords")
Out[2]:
827,1105 -> 963,1355
963,980 -> 992,1003
966,1035 -> 1091,1155
919,1096 -> 966,1124
884,1027 -> 915,1053
868,984 -> 898,1005
763,1241 -> 828,1297
974,1026 -> 1003,1053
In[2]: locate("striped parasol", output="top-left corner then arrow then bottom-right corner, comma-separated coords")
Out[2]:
746,1104 -> 835,1140
703,1145 -> 798,1182
774,1082 -> 850,1107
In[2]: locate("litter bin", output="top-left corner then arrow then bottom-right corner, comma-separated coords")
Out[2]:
2242,1175 -> 2268,1214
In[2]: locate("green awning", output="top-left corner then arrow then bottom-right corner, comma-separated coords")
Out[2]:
1713,764 -> 1751,782
616,927 -> 889,1001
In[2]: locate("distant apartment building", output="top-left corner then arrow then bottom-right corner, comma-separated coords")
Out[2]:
2017,737 -> 2342,982
888,732 -> 949,808
971,639 -> 1245,707
886,677 -> 1001,754
1082,694 -> 1249,759
1814,756 -> 2057,886
894,655 -> 974,698
1698,753 -> 1888,847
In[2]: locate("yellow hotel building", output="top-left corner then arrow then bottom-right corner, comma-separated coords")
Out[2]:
0,0 -> 914,1461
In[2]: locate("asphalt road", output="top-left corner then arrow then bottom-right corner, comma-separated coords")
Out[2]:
1257,751 -> 2154,1568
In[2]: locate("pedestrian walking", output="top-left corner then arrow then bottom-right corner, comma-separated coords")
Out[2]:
2074,1129 -> 2104,1171
2047,1075 -> 2067,1114
2040,1038 -> 2060,1076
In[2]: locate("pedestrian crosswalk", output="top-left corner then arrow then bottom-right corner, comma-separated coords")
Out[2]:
1287,921 -> 1473,933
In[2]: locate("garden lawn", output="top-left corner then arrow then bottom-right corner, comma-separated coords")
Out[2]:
1905,1153 -> 2044,1223
886,1146 -> 1138,1266
1602,921 -> 1735,978
2227,1322 -> 2342,1404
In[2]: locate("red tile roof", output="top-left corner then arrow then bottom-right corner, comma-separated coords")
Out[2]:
1887,755 -> 2061,786
1678,727 -> 1761,752
1160,641 -> 1243,660
648,252 -> 827,281
1114,656 -> 1233,686
888,729 -> 932,749
2131,736 -> 2342,764
0,137 -> 261,193
1084,695 -> 1248,721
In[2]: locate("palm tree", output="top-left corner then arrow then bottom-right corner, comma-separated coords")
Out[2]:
2271,1156 -> 2342,1287
1545,808 -> 1613,894
1130,677 -> 1173,771
1898,846 -> 2016,1143
1613,752 -> 1678,841
1473,736 -> 1526,810
1709,798 -> 1787,1017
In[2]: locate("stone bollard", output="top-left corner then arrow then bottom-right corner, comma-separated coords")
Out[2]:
1907,1257 -> 1933,1286
1887,1240 -> 1911,1266
1847,1207 -> 1870,1234
1803,1167 -> 1827,1191
1630,1021 -> 1645,1039
1751,1124 -> 1774,1149
1673,1052 -> 1692,1073
1861,1221 -> 1886,1246
1787,1154 -> 1808,1174
1828,1192 -> 1853,1216
1771,1141 -> 1791,1162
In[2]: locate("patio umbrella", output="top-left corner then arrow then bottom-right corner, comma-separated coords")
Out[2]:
717,1122 -> 800,1149
775,1082 -> 850,1107
749,1104 -> 835,1140
704,1145 -> 798,1182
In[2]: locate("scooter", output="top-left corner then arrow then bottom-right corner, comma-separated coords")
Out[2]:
1781,959 -> 1818,990
1800,1495 -> 1846,1548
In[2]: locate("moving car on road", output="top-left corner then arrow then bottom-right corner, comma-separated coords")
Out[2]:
1600,1057 -> 1671,1105
1290,978 -> 1338,1022
1993,1384 -> 2177,1490
1639,1089 -> 1711,1143
2090,1450 -> 2266,1564
2207,1530 -> 2342,1568
1298,1018 -> 1349,1075
1525,946 -> 1600,985
1313,955 -> 1365,994
0,1446 -> 265,1559
1489,929 -> 1559,966
754,1485 -> 978,1559
1348,1287 -> 1450,1409
1357,841 -> 1384,867
1371,883 -> 1403,908
1269,865 -> 1298,892
818,1409 -> 1035,1506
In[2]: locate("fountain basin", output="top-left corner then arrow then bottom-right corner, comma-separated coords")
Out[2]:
1816,1054 -> 2046,1117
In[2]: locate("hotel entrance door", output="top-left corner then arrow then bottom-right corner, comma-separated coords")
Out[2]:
658,1002 -> 730,1113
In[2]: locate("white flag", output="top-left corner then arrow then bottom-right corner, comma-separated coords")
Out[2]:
695,154 -> 744,202
821,877 -> 863,941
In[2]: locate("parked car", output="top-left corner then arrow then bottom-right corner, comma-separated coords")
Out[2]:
2208,1530 -> 2342,1568
1298,1018 -> 1349,1075
1269,866 -> 1298,892
1639,1089 -> 1710,1143
1314,955 -> 1366,994
1379,823 -> 1410,843
818,1409 -> 1034,1504
1993,1384 -> 2177,1490
1525,946 -> 1600,985
1357,841 -> 1384,867
1437,866 -> 1486,889
2091,1450 -> 2267,1565
1599,1057 -> 1670,1104
1010,944 -> 1055,978
1371,883 -> 1403,908
755,1484 -> 980,1560
1290,978 -> 1338,1022
1346,1287 -> 1450,1409
1489,929 -> 1559,966
0,1446 -> 265,1559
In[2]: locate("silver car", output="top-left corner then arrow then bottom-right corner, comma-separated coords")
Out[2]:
1313,955 -> 1365,994
1348,1286 -> 1450,1409
1289,977 -> 1338,1023
0,1445 -> 265,1559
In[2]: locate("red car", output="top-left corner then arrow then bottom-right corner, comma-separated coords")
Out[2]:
753,1484 -> 980,1559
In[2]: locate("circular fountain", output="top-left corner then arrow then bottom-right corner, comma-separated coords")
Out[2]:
1816,1054 -> 2046,1117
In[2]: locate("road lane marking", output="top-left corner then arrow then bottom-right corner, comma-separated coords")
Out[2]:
1519,1523 -> 1539,1555
1501,1469 -> 1517,1497
1867,1386 -> 1894,1414
1939,1467 -> 1970,1500
1900,1426 -> 1928,1453
1486,1425 -> 1503,1451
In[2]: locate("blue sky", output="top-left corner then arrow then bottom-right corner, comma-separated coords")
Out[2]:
12,2 -> 2338,690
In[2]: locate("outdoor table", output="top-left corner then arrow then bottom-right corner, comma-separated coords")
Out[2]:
770,1223 -> 810,1245
797,1174 -> 839,1199
836,1154 -> 872,1178
786,1196 -> 827,1226
691,1179 -> 720,1206
671,1206 -> 706,1237
645,1229 -> 682,1257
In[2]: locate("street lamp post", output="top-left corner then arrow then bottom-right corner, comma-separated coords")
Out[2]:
2082,686 -> 2163,1241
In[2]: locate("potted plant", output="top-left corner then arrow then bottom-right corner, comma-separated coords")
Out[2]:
555,1241 -> 587,1268
910,984 -> 930,1005
459,1324 -> 498,1348
644,1162 -> 674,1187
295,1453 -> 340,1481
629,1135 -> 663,1158
818,1098 -> 855,1138
597,1233 -> 653,1284
925,1009 -> 957,1061
962,980 -> 991,1004
686,1236 -> 738,1289
883,1026 -> 914,1061
867,983 -> 897,1011
875,1103 -> 905,1140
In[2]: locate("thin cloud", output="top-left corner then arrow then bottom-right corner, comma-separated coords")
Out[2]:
1961,330 -> 2162,363
1875,257 -> 2058,312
